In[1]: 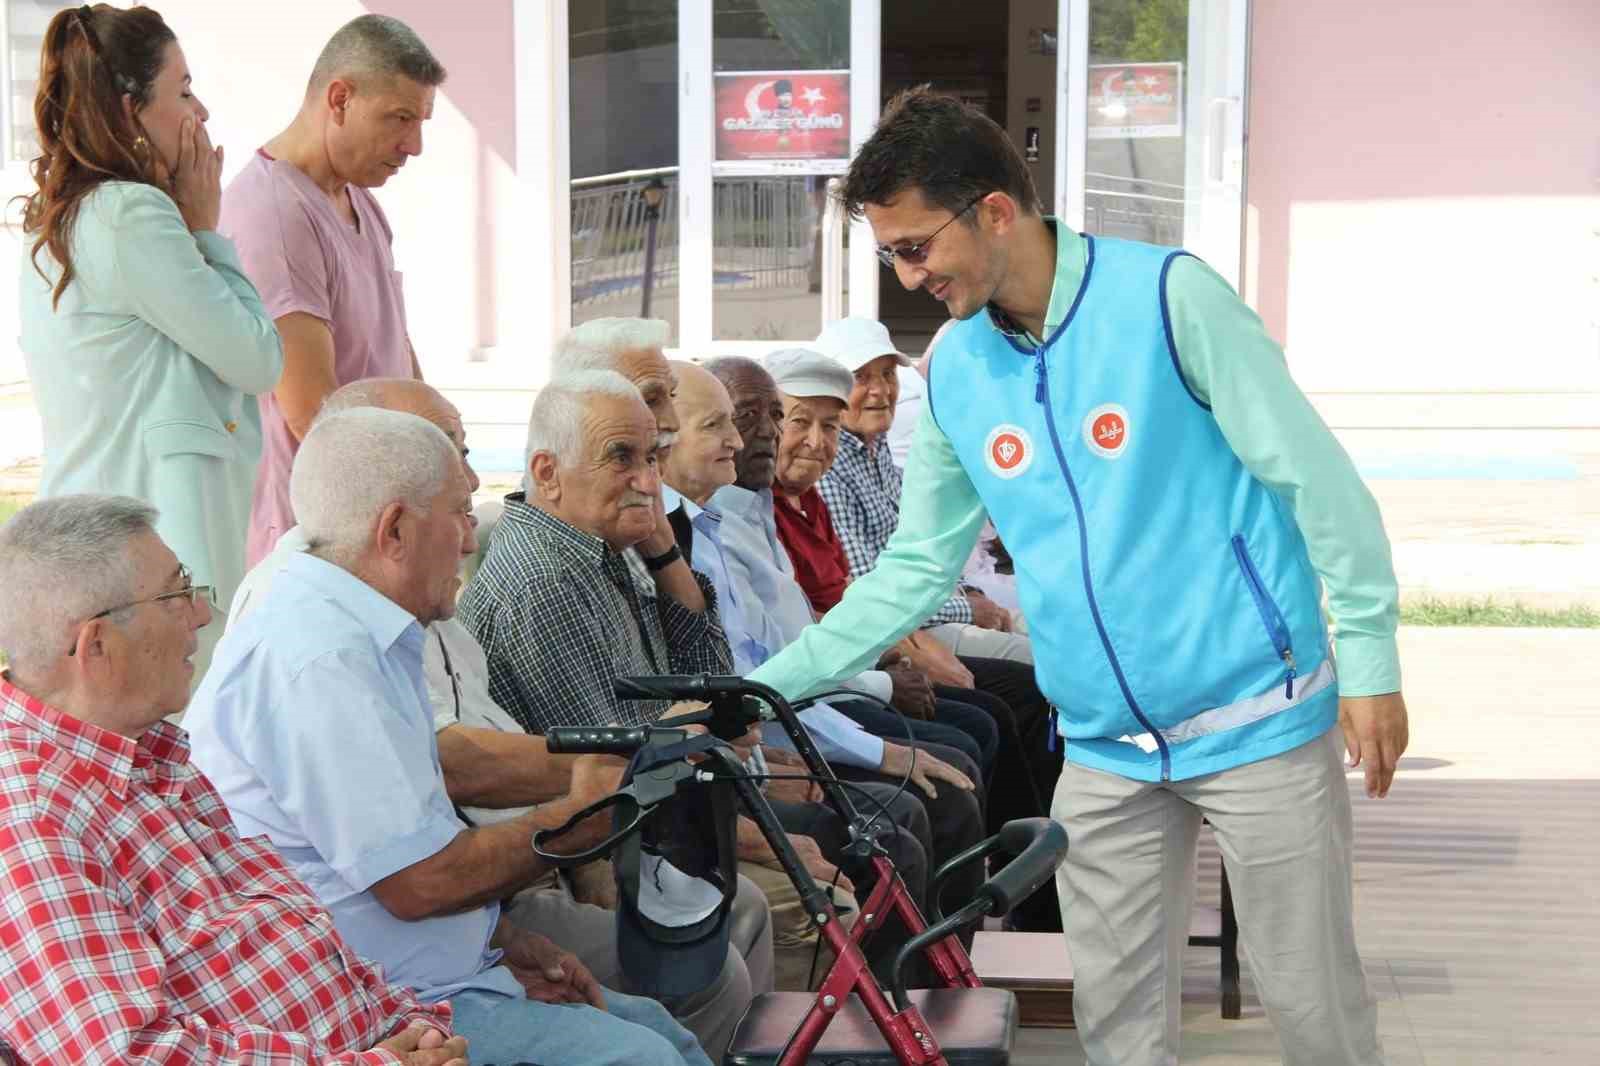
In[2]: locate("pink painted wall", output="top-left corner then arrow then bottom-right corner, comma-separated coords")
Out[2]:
1245,0 -> 1600,392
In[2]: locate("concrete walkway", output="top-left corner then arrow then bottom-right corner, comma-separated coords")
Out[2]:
1015,625 -> 1600,1064
4,384 -> 1597,607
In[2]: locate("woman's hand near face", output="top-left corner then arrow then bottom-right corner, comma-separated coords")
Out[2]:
172,117 -> 223,233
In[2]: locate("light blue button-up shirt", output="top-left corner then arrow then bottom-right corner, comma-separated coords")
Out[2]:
185,552 -> 522,1004
682,487 -> 885,769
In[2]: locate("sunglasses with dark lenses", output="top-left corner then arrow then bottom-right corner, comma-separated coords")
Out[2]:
874,193 -> 988,268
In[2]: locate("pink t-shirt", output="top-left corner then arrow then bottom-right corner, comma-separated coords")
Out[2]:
221,151 -> 414,567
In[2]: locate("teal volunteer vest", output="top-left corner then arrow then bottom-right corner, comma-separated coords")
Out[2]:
927,235 -> 1337,782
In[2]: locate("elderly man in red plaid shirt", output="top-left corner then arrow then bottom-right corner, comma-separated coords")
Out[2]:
0,494 -> 467,1066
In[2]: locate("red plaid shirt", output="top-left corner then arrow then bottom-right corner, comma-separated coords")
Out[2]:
0,677 -> 450,1064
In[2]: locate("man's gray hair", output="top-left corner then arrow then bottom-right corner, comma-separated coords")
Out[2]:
553,318 -> 671,377
0,495 -> 156,673
312,377 -> 438,427
309,14 -> 446,93
290,408 -> 459,565
523,371 -> 643,481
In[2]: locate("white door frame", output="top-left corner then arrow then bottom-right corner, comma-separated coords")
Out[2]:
678,1 -> 881,355
1055,0 -> 1250,290
511,0 -> 571,384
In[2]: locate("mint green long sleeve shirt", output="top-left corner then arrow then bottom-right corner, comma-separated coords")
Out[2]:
751,224 -> 1401,704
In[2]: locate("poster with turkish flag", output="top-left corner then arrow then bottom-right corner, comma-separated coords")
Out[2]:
715,71 -> 850,165
1087,62 -> 1183,139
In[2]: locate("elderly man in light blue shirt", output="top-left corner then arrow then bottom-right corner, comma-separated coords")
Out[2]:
186,407 -> 713,1066
661,360 -> 995,980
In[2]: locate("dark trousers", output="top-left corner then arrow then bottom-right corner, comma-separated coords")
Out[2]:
830,696 -> 998,782
953,655 -> 1064,932
770,778 -> 930,987
833,740 -> 985,971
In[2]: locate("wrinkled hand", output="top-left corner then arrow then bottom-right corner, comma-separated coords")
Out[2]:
879,742 -> 975,801
965,590 -> 1012,632
780,833 -> 854,895
502,930 -> 607,1009
761,746 -> 820,802
901,633 -> 975,689
1339,692 -> 1409,798
765,771 -> 822,805
171,116 -> 223,233
662,700 -> 760,759
375,1023 -> 469,1066
638,486 -> 677,558
558,754 -> 627,850
886,661 -> 936,721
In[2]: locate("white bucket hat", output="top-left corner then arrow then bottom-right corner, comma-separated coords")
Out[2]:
814,317 -> 913,374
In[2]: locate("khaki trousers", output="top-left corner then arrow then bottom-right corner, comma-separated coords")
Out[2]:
738,860 -> 859,992
1053,727 -> 1383,1066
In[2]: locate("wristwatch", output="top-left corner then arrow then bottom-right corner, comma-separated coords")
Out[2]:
640,543 -> 682,572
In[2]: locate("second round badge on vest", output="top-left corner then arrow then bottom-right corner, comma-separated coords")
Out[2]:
1082,403 -> 1130,460
985,424 -> 1035,479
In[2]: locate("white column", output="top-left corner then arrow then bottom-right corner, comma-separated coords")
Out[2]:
510,0 -> 571,387
1059,0 -> 1089,230
847,0 -> 882,321
678,0 -> 715,350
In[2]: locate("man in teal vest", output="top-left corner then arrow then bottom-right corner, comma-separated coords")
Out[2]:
749,88 -> 1408,1065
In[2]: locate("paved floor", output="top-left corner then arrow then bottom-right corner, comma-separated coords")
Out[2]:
1012,625 -> 1600,1064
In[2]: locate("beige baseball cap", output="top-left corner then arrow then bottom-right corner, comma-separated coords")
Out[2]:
763,347 -> 854,403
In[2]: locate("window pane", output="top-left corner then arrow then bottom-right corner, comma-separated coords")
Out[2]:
713,0 -> 850,72
569,0 -> 679,342
6,2 -> 72,165
710,2 -> 850,341
711,174 -> 834,341
1083,0 -> 1188,246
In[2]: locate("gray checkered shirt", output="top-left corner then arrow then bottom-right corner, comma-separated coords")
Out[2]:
456,494 -> 732,733
817,428 -> 974,627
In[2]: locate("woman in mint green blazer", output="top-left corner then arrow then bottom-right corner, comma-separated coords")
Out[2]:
17,6 -> 281,676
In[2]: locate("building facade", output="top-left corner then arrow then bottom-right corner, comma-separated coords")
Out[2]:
3,0 -> 1596,466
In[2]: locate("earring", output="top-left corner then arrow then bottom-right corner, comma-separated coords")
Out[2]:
132,135 -> 147,152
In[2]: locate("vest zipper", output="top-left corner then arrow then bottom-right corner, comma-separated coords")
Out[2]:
1035,351 -> 1172,780
1230,534 -> 1298,699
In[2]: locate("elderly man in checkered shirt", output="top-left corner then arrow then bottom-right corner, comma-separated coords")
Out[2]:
0,495 -> 465,1066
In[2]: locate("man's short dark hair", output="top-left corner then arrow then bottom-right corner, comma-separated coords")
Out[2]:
839,86 -> 1040,221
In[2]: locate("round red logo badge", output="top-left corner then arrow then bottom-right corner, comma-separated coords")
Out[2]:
984,424 -> 1034,479
1082,404 -> 1131,459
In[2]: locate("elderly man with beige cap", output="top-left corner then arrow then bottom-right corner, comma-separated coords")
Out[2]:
783,326 -> 1066,931
812,317 -> 1032,664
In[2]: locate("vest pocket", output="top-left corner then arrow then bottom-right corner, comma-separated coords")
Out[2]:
1230,534 -> 1297,698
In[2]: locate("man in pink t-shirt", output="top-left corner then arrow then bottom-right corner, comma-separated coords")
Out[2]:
222,15 -> 446,566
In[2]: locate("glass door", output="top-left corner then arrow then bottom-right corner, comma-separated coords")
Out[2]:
679,0 -> 879,354
1059,0 -> 1249,289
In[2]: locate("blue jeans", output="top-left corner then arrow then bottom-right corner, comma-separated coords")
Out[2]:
450,986 -> 713,1066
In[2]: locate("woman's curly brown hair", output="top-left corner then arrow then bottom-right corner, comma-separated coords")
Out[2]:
17,4 -> 175,308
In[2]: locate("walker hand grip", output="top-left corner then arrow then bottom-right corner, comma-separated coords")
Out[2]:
979,817 -> 1068,917
530,790 -> 647,866
546,726 -> 651,755
613,674 -> 750,701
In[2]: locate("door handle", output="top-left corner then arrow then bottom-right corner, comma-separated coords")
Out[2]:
821,177 -> 844,323
1208,99 -> 1228,184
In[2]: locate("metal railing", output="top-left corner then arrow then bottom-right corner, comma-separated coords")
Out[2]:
571,168 -> 820,307
1084,171 -> 1186,247
571,167 -> 681,308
